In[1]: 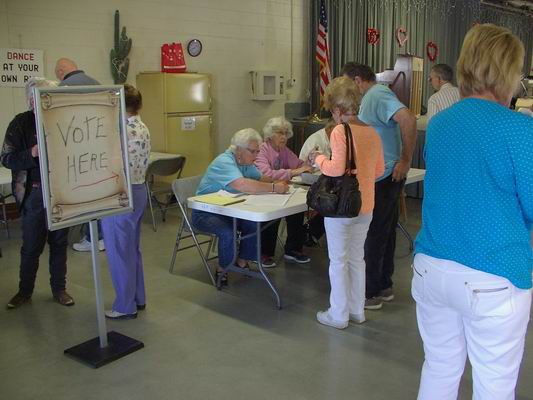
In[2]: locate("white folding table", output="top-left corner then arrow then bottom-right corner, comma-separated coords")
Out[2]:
399,168 -> 426,250
0,167 -> 13,241
188,188 -> 308,309
187,168 -> 426,309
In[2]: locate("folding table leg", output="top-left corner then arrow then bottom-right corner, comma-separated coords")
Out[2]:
397,221 -> 414,251
255,222 -> 282,309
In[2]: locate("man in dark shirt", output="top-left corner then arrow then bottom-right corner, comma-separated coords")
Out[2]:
54,58 -> 100,86
1,77 -> 74,309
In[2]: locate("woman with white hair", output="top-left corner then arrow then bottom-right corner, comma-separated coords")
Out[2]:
1,77 -> 75,309
192,128 -> 289,285
254,116 -> 312,266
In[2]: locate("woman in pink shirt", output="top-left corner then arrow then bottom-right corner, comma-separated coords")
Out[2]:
254,117 -> 313,267
311,77 -> 384,329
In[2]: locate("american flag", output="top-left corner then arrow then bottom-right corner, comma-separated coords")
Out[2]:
316,0 -> 332,99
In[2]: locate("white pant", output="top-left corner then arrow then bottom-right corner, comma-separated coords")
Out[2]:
412,253 -> 531,400
324,214 -> 372,322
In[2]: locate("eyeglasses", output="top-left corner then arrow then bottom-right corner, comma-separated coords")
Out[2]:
273,130 -> 289,137
245,147 -> 260,155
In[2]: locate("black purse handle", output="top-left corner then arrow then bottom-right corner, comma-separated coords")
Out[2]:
342,122 -> 357,176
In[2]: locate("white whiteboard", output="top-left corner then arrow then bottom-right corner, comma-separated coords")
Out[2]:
34,86 -> 133,231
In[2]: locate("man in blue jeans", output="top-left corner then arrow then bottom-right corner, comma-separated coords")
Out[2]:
2,78 -> 74,309
55,57 -> 105,252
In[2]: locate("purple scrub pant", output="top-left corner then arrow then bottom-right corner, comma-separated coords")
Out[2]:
102,184 -> 148,314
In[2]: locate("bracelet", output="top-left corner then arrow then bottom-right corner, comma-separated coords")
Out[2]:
271,182 -> 275,193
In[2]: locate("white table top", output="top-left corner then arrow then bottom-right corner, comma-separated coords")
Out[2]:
405,168 -> 425,185
189,168 -> 426,222
416,115 -> 428,132
149,151 -> 181,164
189,188 -> 309,222
0,167 -> 11,186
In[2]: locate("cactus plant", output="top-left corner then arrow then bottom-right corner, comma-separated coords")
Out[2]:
110,10 -> 131,84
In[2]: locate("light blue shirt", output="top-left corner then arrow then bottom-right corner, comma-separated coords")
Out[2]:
358,84 -> 405,180
415,98 -> 533,289
197,150 -> 261,195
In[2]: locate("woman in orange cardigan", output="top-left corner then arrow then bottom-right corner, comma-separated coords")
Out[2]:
311,77 -> 384,329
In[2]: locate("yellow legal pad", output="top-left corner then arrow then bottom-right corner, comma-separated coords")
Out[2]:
194,194 -> 246,206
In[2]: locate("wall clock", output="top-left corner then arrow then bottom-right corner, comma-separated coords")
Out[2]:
187,39 -> 202,57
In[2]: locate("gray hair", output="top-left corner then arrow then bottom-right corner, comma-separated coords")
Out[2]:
262,116 -> 293,140
431,64 -> 454,83
228,128 -> 263,152
25,77 -> 58,110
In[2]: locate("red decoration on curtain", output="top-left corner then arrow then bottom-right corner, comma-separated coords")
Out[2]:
367,28 -> 380,45
161,42 -> 186,73
396,27 -> 408,47
426,42 -> 439,62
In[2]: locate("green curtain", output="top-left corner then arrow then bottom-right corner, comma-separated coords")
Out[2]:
311,0 -> 533,111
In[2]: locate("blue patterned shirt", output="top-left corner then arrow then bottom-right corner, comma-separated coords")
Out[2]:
415,98 -> 533,289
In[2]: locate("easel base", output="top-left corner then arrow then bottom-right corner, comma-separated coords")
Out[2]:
64,331 -> 144,368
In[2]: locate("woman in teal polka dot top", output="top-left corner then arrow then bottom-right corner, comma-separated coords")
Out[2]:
412,24 -> 533,400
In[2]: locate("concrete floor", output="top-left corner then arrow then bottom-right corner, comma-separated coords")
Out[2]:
0,199 -> 532,400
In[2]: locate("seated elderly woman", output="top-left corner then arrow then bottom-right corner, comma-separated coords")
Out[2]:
192,128 -> 289,285
254,116 -> 312,267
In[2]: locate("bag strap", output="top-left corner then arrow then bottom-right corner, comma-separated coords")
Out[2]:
342,122 -> 357,175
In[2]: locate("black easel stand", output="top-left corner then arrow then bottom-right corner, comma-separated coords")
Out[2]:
64,219 -> 143,368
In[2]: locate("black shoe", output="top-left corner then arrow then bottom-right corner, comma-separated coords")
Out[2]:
52,290 -> 75,306
7,292 -> 31,309
137,304 -> 146,311
215,270 -> 228,287
283,250 -> 311,264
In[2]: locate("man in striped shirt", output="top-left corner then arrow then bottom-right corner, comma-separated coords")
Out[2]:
427,64 -> 461,121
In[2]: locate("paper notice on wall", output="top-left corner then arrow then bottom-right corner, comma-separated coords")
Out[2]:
0,48 -> 44,88
182,117 -> 196,131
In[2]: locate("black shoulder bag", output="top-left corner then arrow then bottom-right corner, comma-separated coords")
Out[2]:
306,123 -> 362,218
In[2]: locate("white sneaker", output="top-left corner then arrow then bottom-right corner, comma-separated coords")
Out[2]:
348,313 -> 366,324
105,310 -> 137,320
316,310 -> 348,330
73,238 -> 105,252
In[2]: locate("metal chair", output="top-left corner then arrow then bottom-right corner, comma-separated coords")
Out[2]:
169,176 -> 217,286
145,156 -> 186,231
0,191 -> 12,239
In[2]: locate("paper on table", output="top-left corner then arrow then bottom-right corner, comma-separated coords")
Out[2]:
244,187 -> 304,207
245,194 -> 291,206
217,190 -> 245,198
195,193 -> 246,206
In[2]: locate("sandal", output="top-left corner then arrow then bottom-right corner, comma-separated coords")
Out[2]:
235,262 -> 250,271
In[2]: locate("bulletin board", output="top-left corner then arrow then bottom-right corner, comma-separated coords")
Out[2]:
34,86 -> 133,231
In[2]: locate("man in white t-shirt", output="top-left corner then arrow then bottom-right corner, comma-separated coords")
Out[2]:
427,64 -> 461,121
298,120 -> 335,246
299,120 -> 334,162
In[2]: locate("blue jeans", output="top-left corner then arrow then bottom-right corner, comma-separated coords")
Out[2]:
191,210 -> 257,268
81,220 -> 103,242
19,187 -> 69,296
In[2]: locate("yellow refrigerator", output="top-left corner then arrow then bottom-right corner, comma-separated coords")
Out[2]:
136,72 -> 213,177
